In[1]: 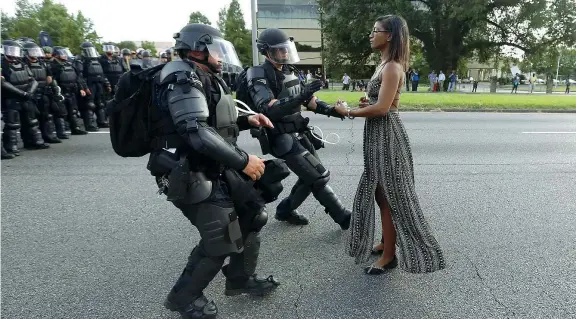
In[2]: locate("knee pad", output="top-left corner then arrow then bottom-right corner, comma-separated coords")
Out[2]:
87,101 -> 96,111
270,134 -> 294,157
194,204 -> 244,257
284,150 -> 329,187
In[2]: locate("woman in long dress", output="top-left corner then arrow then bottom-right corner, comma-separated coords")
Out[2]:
335,15 -> 445,275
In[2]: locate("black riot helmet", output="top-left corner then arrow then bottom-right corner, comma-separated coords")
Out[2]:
257,28 -> 300,65
142,50 -> 151,59
121,48 -> 131,56
53,46 -> 74,61
80,41 -> 99,58
102,42 -> 116,55
173,23 -> 242,72
2,40 -> 23,61
22,41 -> 45,61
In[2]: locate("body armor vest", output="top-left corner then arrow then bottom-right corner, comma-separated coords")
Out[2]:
83,58 -> 104,82
55,62 -> 78,87
212,82 -> 240,144
270,68 -> 308,134
6,62 -> 32,91
27,60 -> 48,94
101,57 -> 123,77
277,71 -> 302,99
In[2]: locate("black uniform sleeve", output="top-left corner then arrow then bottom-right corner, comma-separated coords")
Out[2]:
246,66 -> 303,121
72,62 -> 87,89
1,77 -> 28,98
236,115 -> 251,131
312,98 -> 344,119
25,65 -> 38,95
166,74 -> 249,171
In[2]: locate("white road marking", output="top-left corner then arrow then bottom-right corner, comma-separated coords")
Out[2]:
521,132 -> 576,134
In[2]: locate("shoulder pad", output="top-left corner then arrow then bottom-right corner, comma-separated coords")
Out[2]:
247,66 -> 266,81
160,60 -> 194,83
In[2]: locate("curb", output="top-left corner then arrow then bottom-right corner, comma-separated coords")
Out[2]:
301,108 -> 576,114
398,108 -> 576,113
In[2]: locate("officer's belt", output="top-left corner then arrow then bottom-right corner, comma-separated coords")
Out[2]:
268,115 -> 309,135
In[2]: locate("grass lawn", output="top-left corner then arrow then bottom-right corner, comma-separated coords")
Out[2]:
314,91 -> 576,110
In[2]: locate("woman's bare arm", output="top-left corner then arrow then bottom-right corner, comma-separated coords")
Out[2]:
349,62 -> 402,118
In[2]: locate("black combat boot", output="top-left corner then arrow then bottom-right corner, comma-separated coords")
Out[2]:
54,117 -> 69,139
275,179 -> 310,225
164,246 -> 225,319
41,114 -> 61,143
313,185 -> 351,230
223,232 -> 280,296
1,145 -> 15,160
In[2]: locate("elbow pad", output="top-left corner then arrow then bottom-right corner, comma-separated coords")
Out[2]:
167,82 -> 248,171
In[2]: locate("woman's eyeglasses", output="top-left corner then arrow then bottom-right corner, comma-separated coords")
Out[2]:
369,29 -> 391,36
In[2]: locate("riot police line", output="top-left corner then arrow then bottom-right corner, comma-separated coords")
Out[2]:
0,38 -> 201,160
3,23 -> 352,318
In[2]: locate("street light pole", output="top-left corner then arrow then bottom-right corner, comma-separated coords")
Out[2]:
318,6 -> 326,80
251,0 -> 259,66
556,49 -> 562,82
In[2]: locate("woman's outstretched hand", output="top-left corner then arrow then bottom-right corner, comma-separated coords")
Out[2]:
359,96 -> 369,108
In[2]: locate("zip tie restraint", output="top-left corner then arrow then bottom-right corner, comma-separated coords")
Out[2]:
234,99 -> 341,145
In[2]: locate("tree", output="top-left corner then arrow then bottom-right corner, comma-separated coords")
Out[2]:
521,47 -> 576,78
219,0 -> 252,66
318,0 -> 576,75
141,41 -> 157,56
116,41 -> 137,51
217,7 -> 227,34
73,11 -> 101,52
1,0 -> 101,55
189,11 -> 211,25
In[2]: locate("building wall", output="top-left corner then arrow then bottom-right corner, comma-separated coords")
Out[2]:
257,0 -> 323,68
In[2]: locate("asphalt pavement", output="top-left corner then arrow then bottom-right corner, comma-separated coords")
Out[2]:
2,112 -> 576,319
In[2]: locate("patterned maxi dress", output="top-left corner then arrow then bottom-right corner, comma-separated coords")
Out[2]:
346,63 -> 446,273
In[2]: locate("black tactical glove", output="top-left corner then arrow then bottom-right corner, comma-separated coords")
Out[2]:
299,79 -> 323,102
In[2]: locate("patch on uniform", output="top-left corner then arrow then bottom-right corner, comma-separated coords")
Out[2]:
256,79 -> 267,85
190,74 -> 203,88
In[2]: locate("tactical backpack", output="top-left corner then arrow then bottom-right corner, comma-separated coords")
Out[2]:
106,63 -> 165,157
234,66 -> 253,110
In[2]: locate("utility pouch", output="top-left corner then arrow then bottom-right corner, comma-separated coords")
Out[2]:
147,149 -> 179,176
251,127 -> 271,155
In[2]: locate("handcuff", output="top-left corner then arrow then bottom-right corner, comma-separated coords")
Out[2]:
338,100 -> 355,120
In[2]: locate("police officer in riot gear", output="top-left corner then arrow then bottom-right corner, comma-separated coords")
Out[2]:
99,42 -> 124,94
75,41 -> 111,130
245,28 -> 351,228
120,48 -> 131,72
22,41 -> 65,143
1,40 -> 49,154
50,46 -> 88,135
141,50 -> 153,69
140,24 -> 281,318
160,52 -> 168,64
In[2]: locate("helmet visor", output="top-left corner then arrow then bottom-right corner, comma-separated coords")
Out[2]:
26,47 -> 44,58
83,47 -> 98,57
54,48 -> 74,59
4,45 -> 21,58
102,45 -> 115,53
266,40 -> 300,64
206,38 -> 242,69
